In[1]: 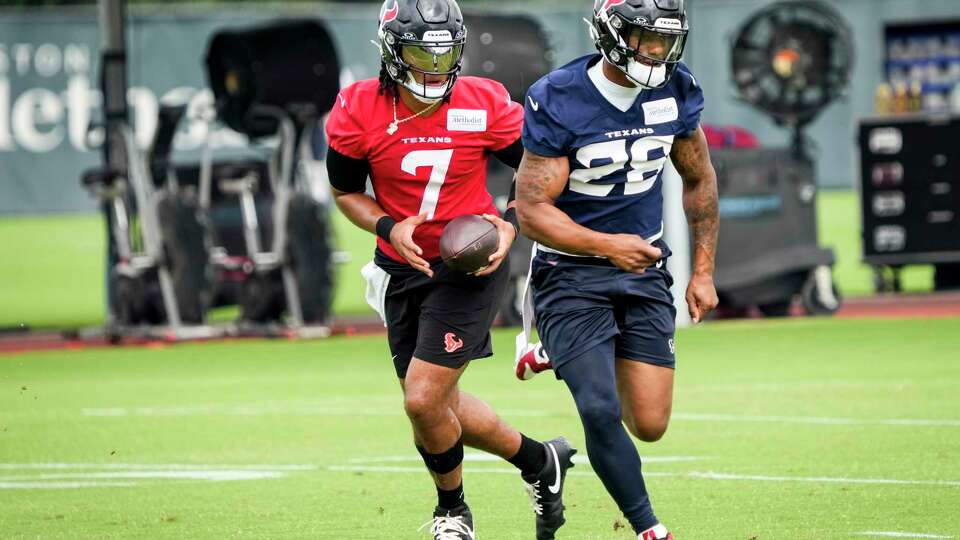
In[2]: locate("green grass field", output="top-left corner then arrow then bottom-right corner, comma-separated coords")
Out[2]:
0,190 -> 937,330
2,317 -> 958,538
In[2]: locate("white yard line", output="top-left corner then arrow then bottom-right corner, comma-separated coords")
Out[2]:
329,465 -> 615,478
686,471 -> 960,487
347,454 -> 704,465
81,407 -> 960,427
0,471 -> 286,482
329,464 -> 960,488
0,481 -> 137,489
673,413 -> 960,427
0,464 -> 316,490
81,406 -> 549,417
854,532 -> 954,539
80,406 -> 403,417
0,463 -> 315,471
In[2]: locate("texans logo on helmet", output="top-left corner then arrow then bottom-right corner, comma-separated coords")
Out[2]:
444,332 -> 464,353
601,0 -> 627,14
380,0 -> 398,28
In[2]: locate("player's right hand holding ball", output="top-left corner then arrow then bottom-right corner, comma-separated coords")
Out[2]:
389,213 -> 434,278
603,234 -> 662,274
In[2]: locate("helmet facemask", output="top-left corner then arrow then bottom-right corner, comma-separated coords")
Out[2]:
590,11 -> 687,89
379,28 -> 466,103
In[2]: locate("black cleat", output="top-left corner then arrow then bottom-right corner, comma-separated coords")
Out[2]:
522,437 -> 577,540
421,504 -> 475,540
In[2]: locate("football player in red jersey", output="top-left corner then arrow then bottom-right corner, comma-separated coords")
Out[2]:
324,1 -> 574,538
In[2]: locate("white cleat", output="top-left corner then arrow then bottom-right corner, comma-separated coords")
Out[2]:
515,343 -> 552,380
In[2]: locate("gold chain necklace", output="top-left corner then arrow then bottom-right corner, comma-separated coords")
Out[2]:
387,96 -> 441,135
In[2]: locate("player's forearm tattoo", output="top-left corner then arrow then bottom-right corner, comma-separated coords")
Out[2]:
673,130 -> 719,274
516,150 -> 588,250
517,152 -> 563,204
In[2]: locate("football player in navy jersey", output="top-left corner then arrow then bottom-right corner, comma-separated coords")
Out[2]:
515,0 -> 719,538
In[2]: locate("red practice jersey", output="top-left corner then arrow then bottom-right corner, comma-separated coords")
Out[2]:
325,76 -> 523,264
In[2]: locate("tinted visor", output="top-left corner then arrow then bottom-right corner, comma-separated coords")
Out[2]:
620,25 -> 686,64
401,42 -> 464,74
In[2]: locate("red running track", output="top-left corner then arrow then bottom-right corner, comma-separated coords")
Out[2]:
2,293 -> 959,355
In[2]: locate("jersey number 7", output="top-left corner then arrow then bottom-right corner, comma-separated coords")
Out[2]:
401,149 -> 454,220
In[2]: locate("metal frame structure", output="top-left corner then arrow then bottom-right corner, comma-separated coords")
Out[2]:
90,0 -> 222,342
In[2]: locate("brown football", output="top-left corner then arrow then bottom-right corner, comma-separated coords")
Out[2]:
439,215 -> 499,273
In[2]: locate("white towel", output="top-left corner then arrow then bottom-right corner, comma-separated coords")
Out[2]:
361,260 -> 391,327
515,243 -> 539,362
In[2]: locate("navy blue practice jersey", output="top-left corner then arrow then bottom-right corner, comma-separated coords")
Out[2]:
522,54 -> 704,243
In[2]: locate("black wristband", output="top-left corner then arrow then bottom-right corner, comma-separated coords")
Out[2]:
503,207 -> 519,235
376,215 -> 398,243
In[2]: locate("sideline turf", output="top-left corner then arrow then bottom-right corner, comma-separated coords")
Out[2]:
0,191 -> 936,329
1,317 -> 958,538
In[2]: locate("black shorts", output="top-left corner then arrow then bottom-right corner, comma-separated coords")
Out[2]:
375,249 -> 510,379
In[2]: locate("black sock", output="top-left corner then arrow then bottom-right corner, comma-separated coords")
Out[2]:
507,433 -> 547,477
437,483 -> 465,510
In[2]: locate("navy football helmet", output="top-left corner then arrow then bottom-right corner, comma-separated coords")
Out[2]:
589,0 -> 689,89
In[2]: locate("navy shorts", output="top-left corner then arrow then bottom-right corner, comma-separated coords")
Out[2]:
530,242 -> 677,371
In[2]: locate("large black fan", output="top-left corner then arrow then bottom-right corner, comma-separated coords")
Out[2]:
461,13 -> 553,103
731,0 -> 854,129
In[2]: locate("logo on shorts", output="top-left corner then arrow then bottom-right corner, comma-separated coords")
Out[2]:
444,332 -> 464,353
668,338 -> 675,354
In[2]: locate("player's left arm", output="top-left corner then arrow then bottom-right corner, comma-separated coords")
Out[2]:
671,126 -> 720,323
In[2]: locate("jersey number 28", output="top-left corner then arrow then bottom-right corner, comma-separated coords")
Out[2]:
568,135 -> 675,197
